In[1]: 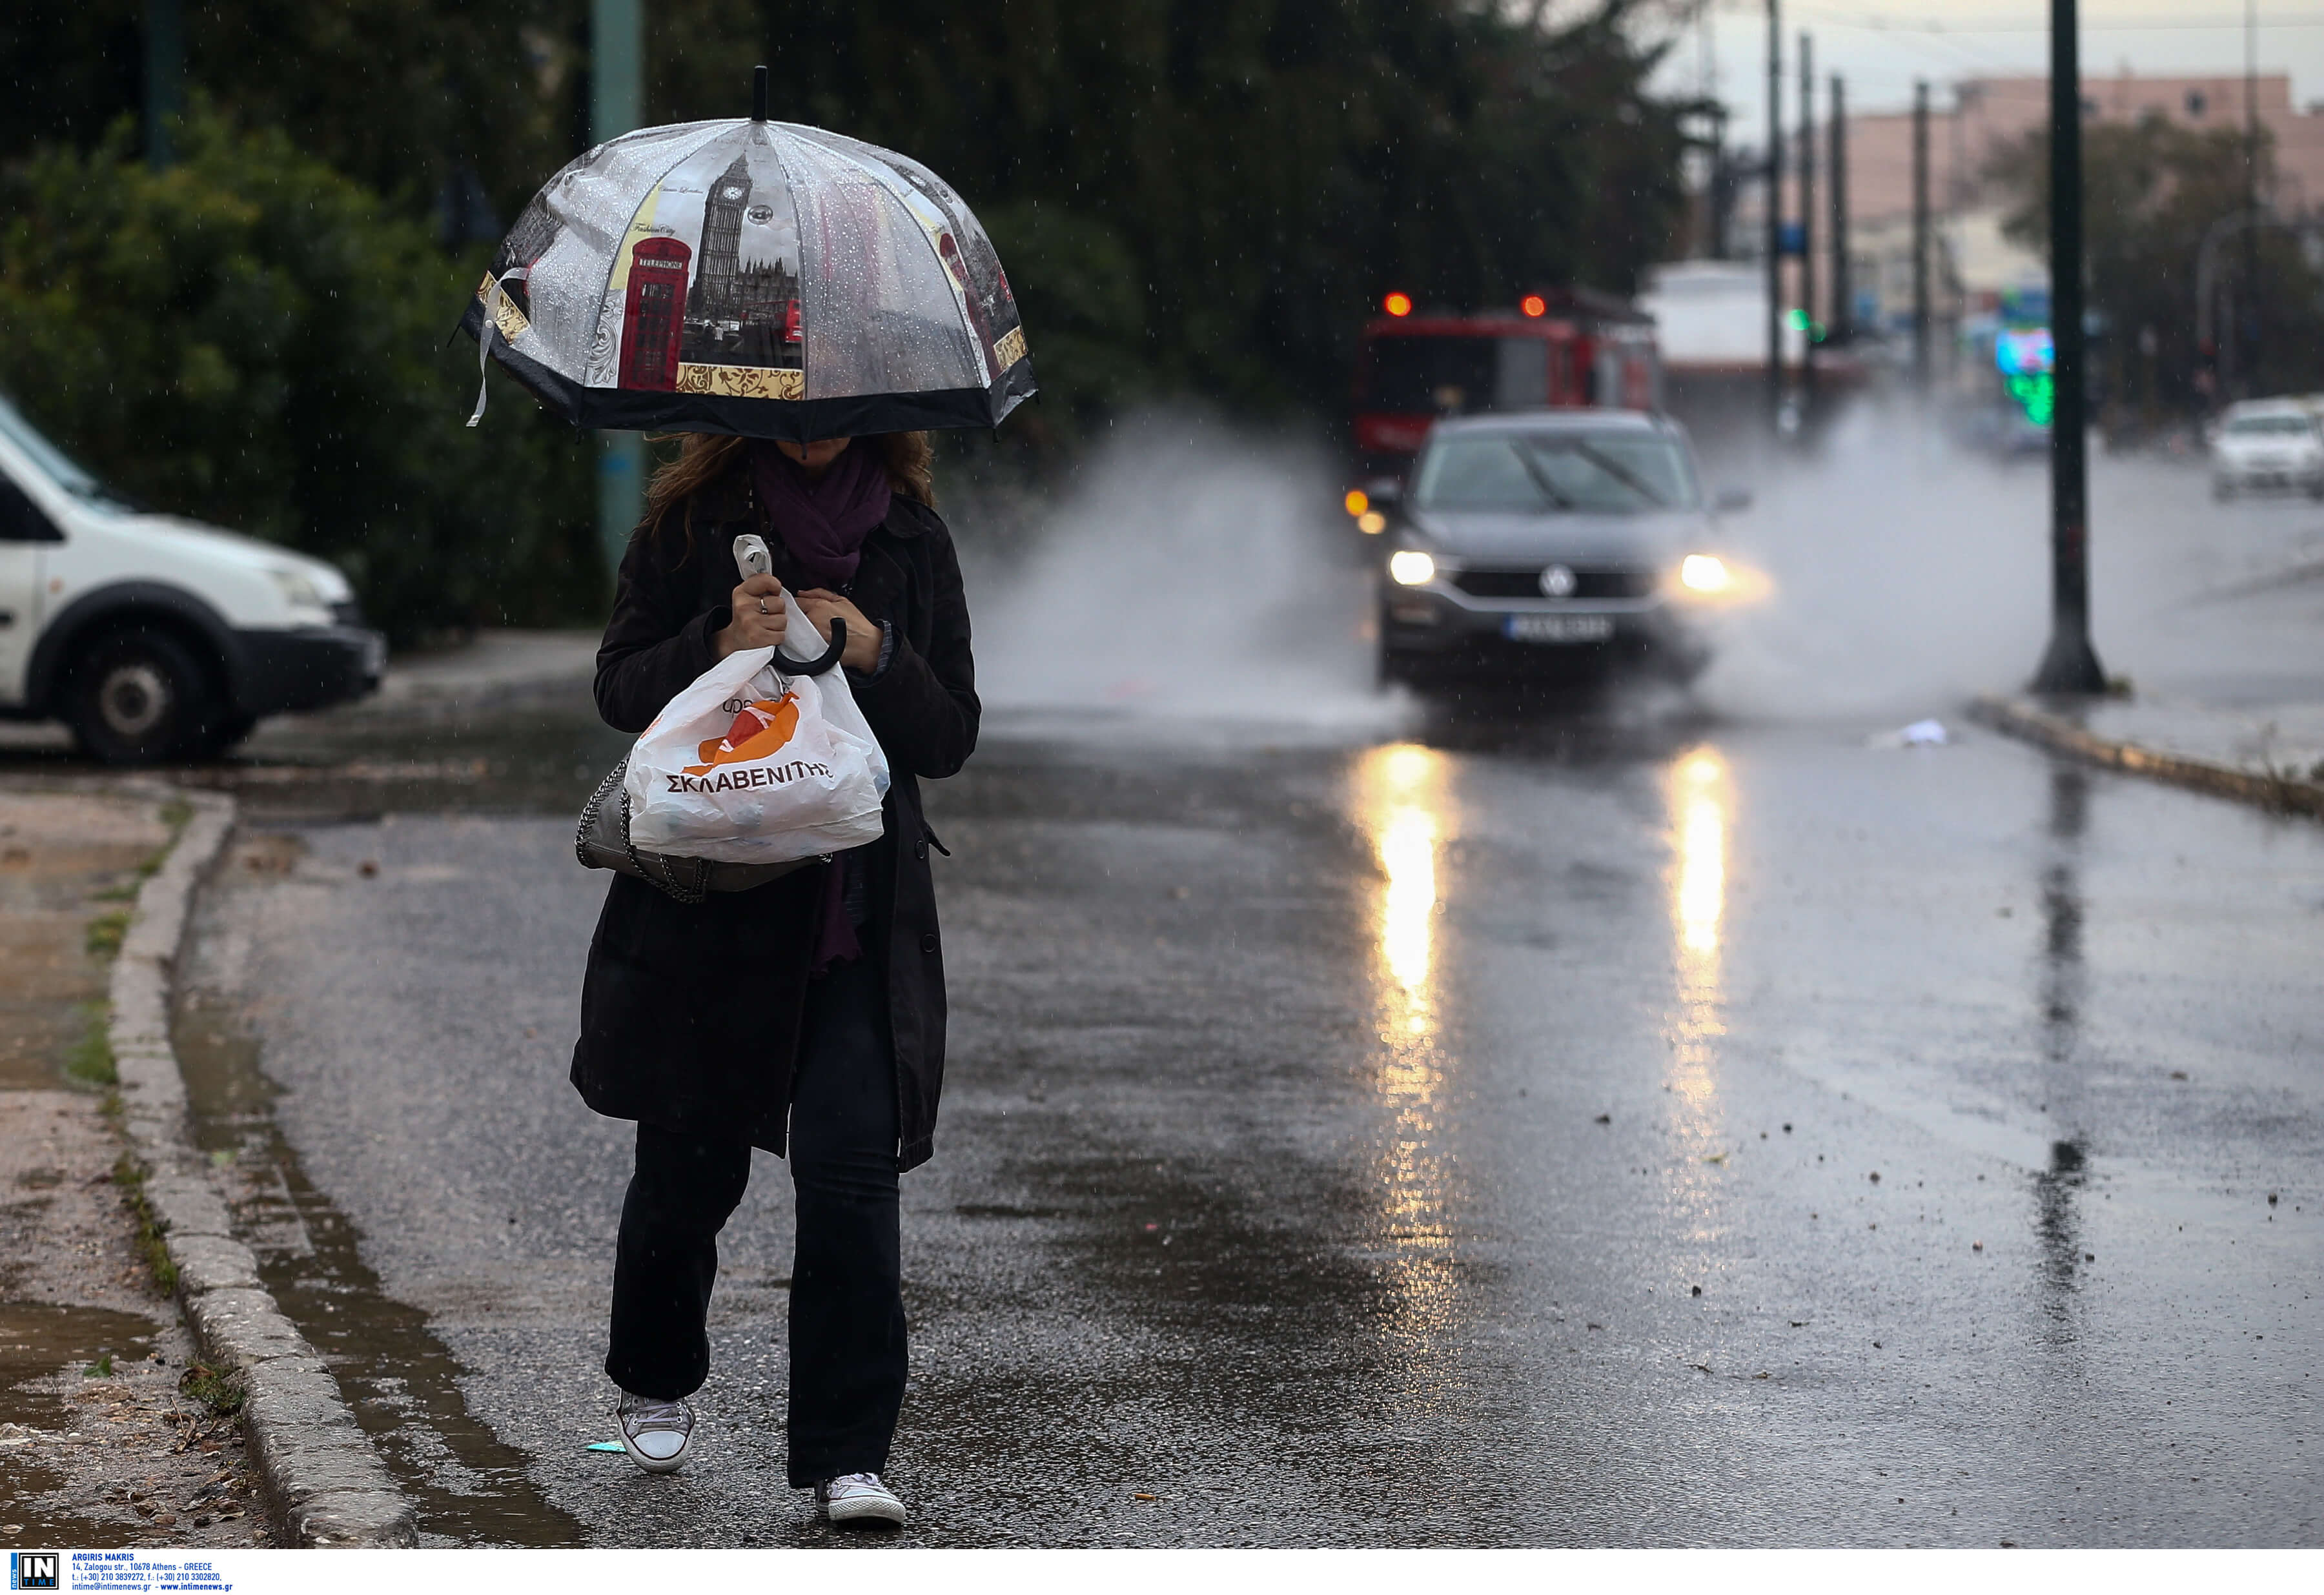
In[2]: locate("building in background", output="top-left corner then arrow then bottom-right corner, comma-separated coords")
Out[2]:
1687,69 -> 2323,399
1840,72 -> 2321,333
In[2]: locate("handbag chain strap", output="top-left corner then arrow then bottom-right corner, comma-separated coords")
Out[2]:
575,755 -> 626,869
618,791 -> 711,904
580,751 -> 714,906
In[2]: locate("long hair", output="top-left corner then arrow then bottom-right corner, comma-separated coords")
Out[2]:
639,431 -> 935,554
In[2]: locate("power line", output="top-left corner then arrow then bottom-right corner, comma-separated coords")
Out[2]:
1788,7 -> 2324,34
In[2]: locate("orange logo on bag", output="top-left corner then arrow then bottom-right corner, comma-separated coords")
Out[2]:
684,694 -> 800,775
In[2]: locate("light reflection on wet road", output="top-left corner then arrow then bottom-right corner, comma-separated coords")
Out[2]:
143,698 -> 2324,1545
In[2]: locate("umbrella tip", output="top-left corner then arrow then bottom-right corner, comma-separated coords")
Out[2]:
752,65 -> 769,123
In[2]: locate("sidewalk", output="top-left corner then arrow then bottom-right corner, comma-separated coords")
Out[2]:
0,784 -> 270,1547
1973,695 -> 2324,818
0,630 -> 601,759
351,629 -> 598,718
1970,469 -> 2324,818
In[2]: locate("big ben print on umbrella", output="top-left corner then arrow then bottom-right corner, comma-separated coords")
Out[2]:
460,70 -> 1033,440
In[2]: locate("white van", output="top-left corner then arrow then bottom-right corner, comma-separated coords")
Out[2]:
0,395 -> 383,763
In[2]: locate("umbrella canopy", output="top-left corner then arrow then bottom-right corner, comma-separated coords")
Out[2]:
460,110 -> 1033,440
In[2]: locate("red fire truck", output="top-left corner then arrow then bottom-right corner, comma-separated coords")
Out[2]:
1349,289 -> 1662,491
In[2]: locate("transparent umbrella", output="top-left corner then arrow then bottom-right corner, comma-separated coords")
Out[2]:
460,69 -> 1033,440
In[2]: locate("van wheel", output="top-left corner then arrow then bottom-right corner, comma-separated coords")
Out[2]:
64,628 -> 219,765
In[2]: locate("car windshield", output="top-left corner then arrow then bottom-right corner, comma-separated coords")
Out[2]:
2224,414 -> 2314,437
1414,431 -> 1698,513
0,393 -> 133,511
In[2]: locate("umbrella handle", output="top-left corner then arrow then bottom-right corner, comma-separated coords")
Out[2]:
774,618 -> 846,676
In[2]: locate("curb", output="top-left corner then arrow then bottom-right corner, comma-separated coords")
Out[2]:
1970,694 -> 2324,819
110,788 -> 418,1549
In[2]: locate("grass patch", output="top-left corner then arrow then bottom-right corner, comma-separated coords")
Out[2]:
112,1153 -> 178,1298
85,909 -> 131,960
89,801 -> 190,909
65,1002 -> 116,1088
178,1363 -> 243,1418
94,851 -> 171,904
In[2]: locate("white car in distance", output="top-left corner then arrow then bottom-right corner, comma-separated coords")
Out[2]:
2209,397 -> 2324,502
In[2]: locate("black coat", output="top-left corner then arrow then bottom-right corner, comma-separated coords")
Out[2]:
571,471 -> 977,1171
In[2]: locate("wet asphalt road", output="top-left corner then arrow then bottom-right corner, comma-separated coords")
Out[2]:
164,695 -> 2321,1547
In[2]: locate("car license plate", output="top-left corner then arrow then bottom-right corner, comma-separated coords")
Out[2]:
1505,613 -> 1613,644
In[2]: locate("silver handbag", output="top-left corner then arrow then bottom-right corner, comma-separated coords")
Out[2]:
573,753 -> 827,904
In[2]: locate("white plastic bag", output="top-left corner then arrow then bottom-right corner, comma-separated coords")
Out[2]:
622,592 -> 890,864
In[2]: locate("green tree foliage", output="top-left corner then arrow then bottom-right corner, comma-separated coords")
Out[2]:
1990,114 -> 2324,414
649,1 -> 1686,427
0,2 -> 1687,633
0,115 -> 601,641
0,0 -> 580,226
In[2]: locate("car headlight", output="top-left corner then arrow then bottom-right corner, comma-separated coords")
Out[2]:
1388,550 -> 1436,587
1679,554 -> 1731,594
267,567 -> 329,611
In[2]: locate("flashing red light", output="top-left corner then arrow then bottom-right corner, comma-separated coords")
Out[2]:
1383,292 -> 1413,318
1520,294 -> 1547,318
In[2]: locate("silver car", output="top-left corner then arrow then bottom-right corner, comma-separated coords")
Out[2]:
2208,400 -> 2324,501
1374,411 -> 1743,684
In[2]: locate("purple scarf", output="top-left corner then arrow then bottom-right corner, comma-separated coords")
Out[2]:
746,440 -> 886,977
747,440 -> 892,589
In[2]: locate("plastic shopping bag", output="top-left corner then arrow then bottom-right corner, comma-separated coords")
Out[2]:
622,592 -> 891,864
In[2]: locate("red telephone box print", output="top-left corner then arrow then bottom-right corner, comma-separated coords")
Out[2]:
620,237 -> 693,391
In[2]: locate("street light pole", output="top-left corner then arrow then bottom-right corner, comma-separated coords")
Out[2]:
1799,33 -> 1816,406
593,0 -> 646,580
2031,0 -> 2108,696
1766,0 -> 1784,434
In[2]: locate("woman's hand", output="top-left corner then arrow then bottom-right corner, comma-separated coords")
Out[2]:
797,589 -> 882,672
713,574 -> 788,658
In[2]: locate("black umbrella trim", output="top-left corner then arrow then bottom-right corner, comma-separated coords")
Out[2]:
458,300 -> 1035,440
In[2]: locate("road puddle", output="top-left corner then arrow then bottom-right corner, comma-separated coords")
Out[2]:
171,987 -> 582,1546
0,1302 -> 158,1543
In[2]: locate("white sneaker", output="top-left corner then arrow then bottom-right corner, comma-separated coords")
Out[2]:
815,1471 -> 906,1527
617,1392 -> 695,1474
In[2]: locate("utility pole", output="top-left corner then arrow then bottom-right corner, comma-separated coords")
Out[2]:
1830,74 -> 1850,344
593,0 -> 645,578
1799,34 -> 1817,405
1911,81 -> 1932,392
1709,105 -> 1731,259
1766,1 -> 1784,432
143,0 -> 183,169
2241,0 -> 2259,398
2030,0 -> 2108,696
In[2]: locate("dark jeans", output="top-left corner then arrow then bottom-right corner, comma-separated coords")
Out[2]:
604,955 -> 906,1488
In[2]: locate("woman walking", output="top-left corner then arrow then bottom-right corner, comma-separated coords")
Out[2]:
573,429 -> 976,1527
